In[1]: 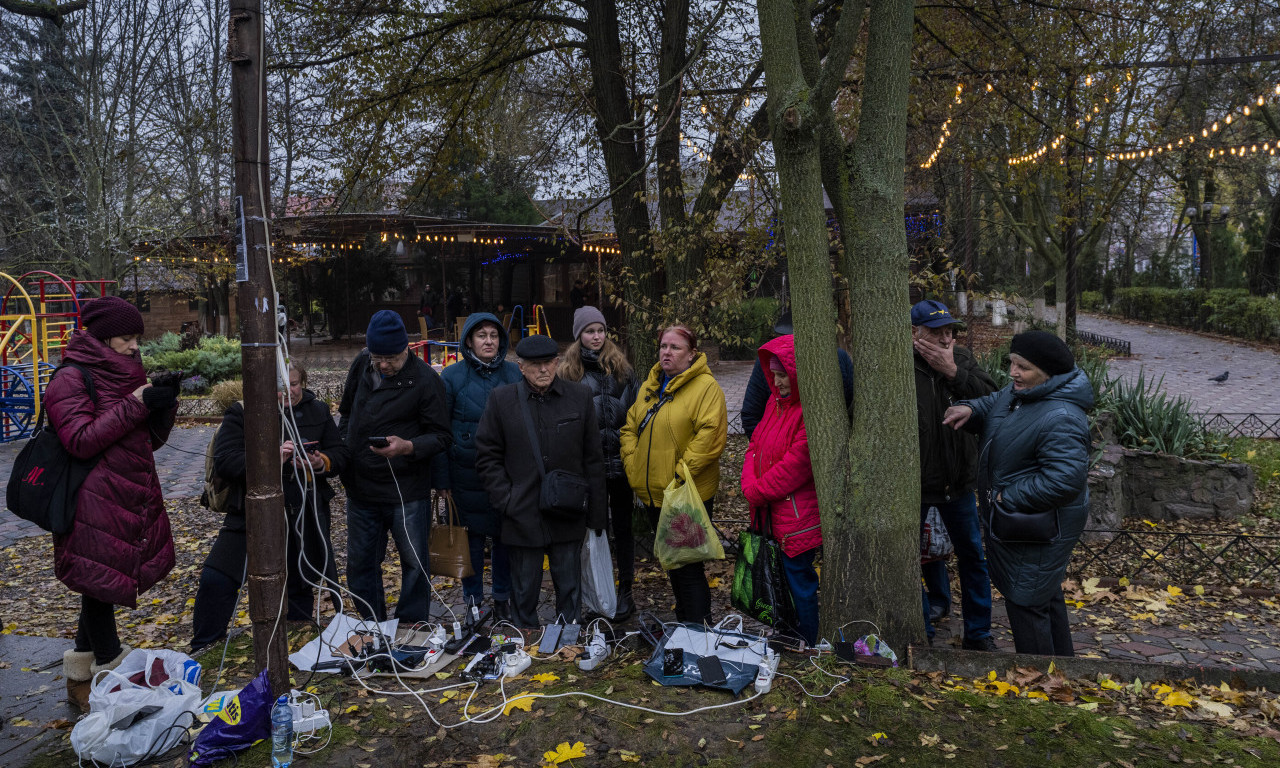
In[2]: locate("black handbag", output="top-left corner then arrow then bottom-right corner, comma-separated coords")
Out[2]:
5,364 -> 99,535
517,382 -> 590,519
987,492 -> 1059,544
730,507 -> 798,629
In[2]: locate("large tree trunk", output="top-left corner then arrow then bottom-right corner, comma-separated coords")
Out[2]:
837,0 -> 922,652
584,0 -> 659,371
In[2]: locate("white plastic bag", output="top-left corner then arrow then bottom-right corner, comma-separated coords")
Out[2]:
88,649 -> 202,709
71,670 -> 202,765
581,529 -> 617,618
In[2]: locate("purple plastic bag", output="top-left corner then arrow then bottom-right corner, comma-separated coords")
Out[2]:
188,669 -> 274,767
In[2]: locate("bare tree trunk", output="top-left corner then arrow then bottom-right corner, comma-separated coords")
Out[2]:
838,0 -> 922,652
584,0 -> 659,370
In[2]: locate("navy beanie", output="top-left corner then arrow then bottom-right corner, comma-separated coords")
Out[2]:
81,296 -> 145,341
1010,330 -> 1074,376
366,310 -> 408,355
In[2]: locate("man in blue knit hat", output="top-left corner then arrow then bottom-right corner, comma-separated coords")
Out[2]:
338,310 -> 451,623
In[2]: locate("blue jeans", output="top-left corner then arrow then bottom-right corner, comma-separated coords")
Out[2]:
462,532 -> 511,603
921,494 -> 992,642
346,498 -> 433,623
782,549 -> 820,647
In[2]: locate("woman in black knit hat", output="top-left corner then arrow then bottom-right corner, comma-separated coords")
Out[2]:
942,330 -> 1093,656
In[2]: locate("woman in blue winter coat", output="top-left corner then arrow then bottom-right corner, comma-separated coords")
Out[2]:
558,306 -> 640,619
432,313 -> 523,620
943,331 -> 1093,656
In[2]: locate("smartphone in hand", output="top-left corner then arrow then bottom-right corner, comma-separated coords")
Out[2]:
368,436 -> 390,449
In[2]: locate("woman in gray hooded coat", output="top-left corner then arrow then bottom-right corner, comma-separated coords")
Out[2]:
944,331 -> 1093,656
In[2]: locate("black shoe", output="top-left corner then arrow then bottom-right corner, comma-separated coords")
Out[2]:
962,636 -> 998,652
492,599 -> 512,623
928,603 -> 950,622
613,585 -> 635,621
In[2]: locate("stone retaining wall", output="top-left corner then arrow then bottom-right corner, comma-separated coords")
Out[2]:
1086,445 -> 1255,539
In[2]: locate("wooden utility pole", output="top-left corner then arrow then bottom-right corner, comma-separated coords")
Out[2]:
228,0 -> 289,697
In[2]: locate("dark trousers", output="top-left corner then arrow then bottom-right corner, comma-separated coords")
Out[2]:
920,495 -> 993,642
75,595 -> 121,665
462,532 -> 511,603
781,549 -> 820,646
347,497 -> 433,623
507,539 -> 582,627
645,498 -> 714,625
1005,587 -> 1074,656
191,501 -> 339,650
607,476 -> 635,585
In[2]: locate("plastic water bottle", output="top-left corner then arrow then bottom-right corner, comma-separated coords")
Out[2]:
270,694 -> 294,768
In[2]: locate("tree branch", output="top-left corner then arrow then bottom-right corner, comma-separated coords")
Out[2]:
0,0 -> 86,26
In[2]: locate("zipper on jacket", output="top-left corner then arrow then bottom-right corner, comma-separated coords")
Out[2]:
782,523 -> 821,541
789,496 -> 800,519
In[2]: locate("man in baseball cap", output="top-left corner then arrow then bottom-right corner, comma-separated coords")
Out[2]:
911,299 -> 997,650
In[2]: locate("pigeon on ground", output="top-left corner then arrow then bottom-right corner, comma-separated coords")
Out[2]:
1209,371 -> 1229,383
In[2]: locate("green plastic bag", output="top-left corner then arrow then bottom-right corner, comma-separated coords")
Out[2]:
653,463 -> 725,570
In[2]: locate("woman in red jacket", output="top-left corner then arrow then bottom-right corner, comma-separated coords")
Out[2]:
739,335 -> 822,645
45,297 -> 178,710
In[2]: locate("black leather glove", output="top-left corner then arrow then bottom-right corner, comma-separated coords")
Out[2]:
142,385 -> 178,411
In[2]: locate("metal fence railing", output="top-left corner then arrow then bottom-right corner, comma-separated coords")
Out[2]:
1070,529 -> 1280,585
1202,413 -> 1280,439
1073,330 -> 1132,356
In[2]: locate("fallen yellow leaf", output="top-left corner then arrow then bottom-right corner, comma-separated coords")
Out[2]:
530,673 -> 560,684
542,741 -> 587,765
619,751 -> 640,763
503,694 -> 537,716
1161,691 -> 1194,708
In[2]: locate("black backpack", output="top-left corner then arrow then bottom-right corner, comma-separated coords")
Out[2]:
5,363 -> 100,535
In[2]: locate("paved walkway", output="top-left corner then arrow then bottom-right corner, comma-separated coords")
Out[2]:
1077,314 -> 1280,414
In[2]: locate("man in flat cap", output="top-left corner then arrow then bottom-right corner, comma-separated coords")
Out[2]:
475,335 -> 607,627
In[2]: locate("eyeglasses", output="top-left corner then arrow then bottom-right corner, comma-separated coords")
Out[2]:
370,352 -> 405,364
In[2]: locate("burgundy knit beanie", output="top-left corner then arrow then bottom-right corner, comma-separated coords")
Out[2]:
81,296 -> 145,341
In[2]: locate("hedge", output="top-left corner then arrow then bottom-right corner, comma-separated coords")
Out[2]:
1091,287 -> 1280,342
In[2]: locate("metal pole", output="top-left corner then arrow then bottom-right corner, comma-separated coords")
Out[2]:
228,0 -> 289,698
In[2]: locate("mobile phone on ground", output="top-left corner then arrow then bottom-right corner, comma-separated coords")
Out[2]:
538,624 -> 563,654
697,655 -> 728,686
662,648 -> 685,677
367,436 -> 390,448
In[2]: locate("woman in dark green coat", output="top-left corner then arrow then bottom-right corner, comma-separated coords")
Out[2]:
943,331 -> 1093,656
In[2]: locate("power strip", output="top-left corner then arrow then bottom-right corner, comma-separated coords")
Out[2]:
288,695 -> 331,735
754,648 -> 779,694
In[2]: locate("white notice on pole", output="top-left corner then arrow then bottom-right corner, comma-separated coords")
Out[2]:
234,196 -> 249,283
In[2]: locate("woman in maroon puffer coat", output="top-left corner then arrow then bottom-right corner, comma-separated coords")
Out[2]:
45,296 -> 178,710
740,334 -> 823,646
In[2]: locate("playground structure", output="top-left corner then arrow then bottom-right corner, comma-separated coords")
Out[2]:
0,271 -> 115,443
503,304 -> 552,342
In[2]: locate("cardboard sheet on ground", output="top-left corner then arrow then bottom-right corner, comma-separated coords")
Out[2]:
354,626 -> 460,680
288,613 -> 399,671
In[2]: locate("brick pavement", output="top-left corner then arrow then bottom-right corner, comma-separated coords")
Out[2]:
1076,314 -> 1280,414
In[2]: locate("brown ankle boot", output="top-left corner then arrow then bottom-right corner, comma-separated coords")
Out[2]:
63,650 -> 94,712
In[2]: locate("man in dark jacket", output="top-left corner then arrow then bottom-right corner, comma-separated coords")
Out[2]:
912,299 -> 997,650
474,335 -> 607,627
191,364 -> 349,650
339,310 -> 451,623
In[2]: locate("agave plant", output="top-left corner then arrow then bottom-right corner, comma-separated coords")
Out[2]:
1106,369 -> 1225,459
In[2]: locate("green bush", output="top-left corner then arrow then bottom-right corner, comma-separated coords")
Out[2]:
1080,291 -> 1103,311
1105,370 -> 1225,459
1097,287 -> 1280,342
143,334 -> 241,385
710,297 -> 781,359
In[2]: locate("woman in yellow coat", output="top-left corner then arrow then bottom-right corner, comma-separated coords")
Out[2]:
620,325 -> 727,623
